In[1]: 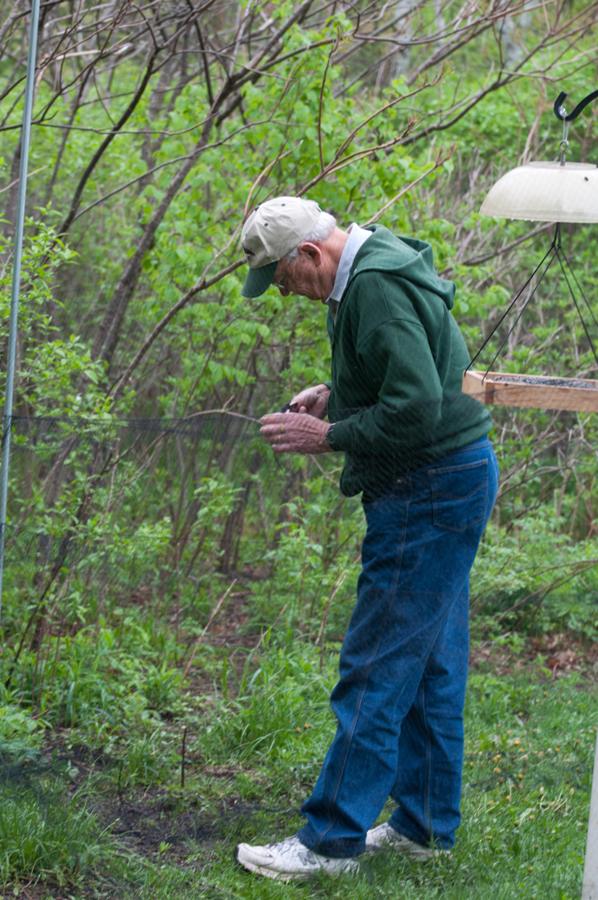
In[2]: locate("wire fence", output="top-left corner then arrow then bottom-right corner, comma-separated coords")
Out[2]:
0,393 -> 595,627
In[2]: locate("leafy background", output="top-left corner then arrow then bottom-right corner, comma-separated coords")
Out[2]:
0,1 -> 596,895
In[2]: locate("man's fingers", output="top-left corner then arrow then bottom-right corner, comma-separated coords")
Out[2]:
260,413 -> 286,425
260,413 -> 293,446
260,413 -> 289,436
260,411 -> 309,428
259,411 -> 330,455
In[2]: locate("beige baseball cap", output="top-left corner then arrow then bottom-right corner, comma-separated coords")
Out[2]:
241,196 -> 323,297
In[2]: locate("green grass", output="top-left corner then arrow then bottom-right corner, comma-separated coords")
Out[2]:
0,642 -> 594,898
0,769 -> 112,892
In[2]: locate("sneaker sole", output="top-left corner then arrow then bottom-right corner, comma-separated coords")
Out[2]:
236,848 -> 358,881
237,855 -> 311,882
366,842 -> 450,861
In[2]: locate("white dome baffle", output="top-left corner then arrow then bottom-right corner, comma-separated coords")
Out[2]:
462,89 -> 598,413
480,161 -> 598,224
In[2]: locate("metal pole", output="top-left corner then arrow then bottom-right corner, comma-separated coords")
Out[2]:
583,732 -> 598,900
0,0 -> 42,616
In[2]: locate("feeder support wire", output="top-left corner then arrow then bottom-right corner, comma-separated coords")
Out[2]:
468,223 -> 598,379
0,0 -> 42,618
467,226 -> 560,375
553,246 -> 598,368
554,250 -> 598,368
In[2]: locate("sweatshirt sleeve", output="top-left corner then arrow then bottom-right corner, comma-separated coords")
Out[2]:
327,316 -> 445,458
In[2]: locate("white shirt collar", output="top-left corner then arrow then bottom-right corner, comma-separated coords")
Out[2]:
327,224 -> 372,304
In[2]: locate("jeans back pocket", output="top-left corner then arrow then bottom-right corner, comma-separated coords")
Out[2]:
428,459 -> 489,533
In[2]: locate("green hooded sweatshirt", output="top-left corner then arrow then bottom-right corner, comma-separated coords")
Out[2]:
326,225 -> 492,498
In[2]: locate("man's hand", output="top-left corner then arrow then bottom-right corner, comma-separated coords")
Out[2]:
260,412 -> 332,454
288,384 -> 330,419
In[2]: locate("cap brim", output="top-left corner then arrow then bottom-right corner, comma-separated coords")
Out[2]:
242,261 -> 278,298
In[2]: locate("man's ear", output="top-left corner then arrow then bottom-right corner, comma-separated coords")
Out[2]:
298,242 -> 322,266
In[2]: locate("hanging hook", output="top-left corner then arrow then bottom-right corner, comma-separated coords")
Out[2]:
553,89 -> 598,122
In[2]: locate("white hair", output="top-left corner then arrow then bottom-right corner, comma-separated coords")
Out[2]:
283,210 -> 336,262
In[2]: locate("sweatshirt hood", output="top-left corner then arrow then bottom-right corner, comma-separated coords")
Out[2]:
348,225 -> 455,310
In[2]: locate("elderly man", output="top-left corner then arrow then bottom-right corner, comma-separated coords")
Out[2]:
235,196 -> 498,881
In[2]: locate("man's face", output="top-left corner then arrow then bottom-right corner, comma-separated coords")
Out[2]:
273,243 -> 335,303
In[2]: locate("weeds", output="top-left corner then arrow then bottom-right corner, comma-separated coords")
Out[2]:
0,639 -> 594,897
0,760 -> 111,891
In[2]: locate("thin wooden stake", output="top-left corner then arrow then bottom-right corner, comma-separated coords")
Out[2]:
180,727 -> 187,790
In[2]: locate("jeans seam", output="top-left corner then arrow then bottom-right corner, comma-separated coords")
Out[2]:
422,680 -> 432,841
315,499 -> 410,849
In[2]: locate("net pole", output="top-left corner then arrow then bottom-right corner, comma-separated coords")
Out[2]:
0,0 -> 42,617
583,732 -> 598,900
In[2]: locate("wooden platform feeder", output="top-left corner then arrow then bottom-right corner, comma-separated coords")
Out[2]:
462,369 -> 598,413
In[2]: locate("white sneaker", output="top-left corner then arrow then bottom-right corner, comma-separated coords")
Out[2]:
366,822 -> 447,861
236,834 -> 359,881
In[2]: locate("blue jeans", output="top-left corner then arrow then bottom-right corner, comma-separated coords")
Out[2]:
298,437 -> 499,858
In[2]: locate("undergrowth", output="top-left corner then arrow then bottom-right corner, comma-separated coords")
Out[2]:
0,630 -> 594,897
